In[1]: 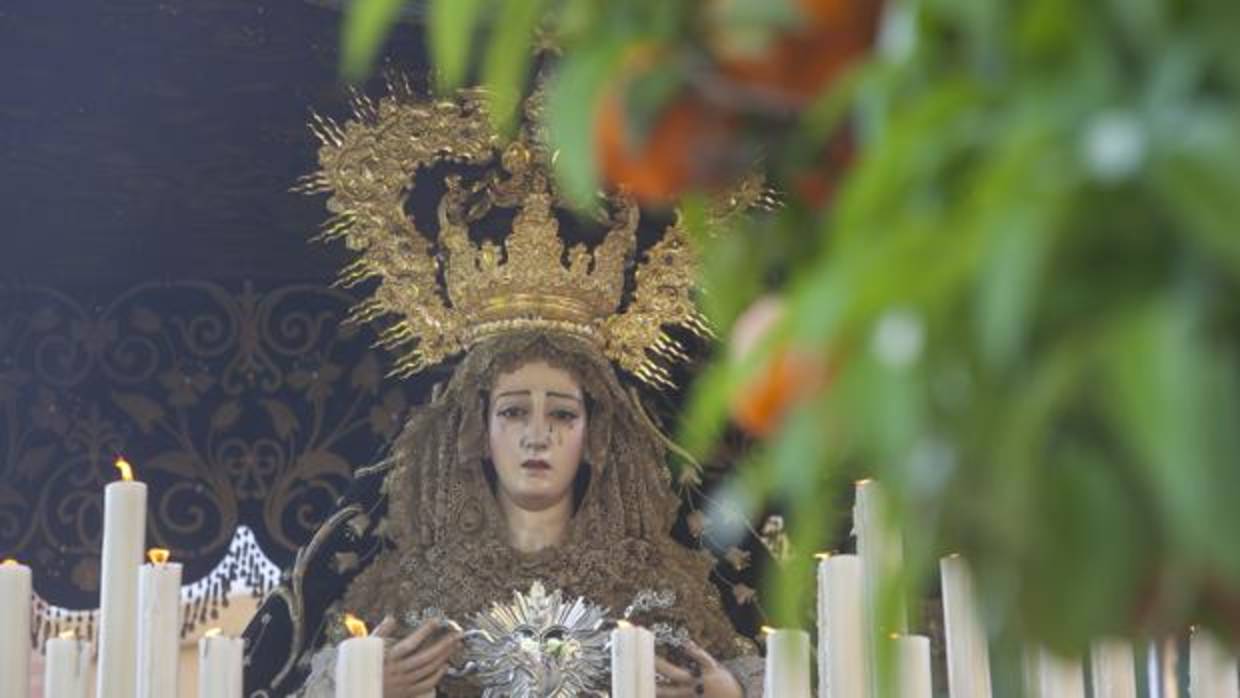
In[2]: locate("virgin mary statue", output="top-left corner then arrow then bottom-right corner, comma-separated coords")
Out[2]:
241,83 -> 768,697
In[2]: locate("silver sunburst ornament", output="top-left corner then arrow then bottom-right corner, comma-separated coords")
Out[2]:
461,581 -> 612,697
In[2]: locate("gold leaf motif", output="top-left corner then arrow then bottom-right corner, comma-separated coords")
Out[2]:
111,391 -> 166,433
210,401 -> 243,431
261,399 -> 300,439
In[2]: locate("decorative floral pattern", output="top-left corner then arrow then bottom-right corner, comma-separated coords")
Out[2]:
0,281 -> 414,607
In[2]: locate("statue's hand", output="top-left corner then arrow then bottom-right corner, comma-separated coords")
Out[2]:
373,616 -> 462,698
654,642 -> 742,698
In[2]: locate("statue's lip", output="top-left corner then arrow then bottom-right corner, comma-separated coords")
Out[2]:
521,459 -> 552,471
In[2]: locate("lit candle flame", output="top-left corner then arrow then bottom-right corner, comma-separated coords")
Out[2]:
148,548 -> 170,565
616,620 -> 632,629
204,628 -> 222,638
114,457 -> 134,482
344,614 -> 368,638
1,559 -> 17,566
856,477 -> 873,486
760,626 -> 776,636
814,552 -> 832,561
58,630 -> 77,640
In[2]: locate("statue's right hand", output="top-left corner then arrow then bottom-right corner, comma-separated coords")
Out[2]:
373,616 -> 463,698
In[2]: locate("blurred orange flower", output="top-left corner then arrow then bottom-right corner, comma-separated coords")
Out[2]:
728,296 -> 832,437
715,0 -> 882,108
595,89 -> 737,204
731,348 -> 830,437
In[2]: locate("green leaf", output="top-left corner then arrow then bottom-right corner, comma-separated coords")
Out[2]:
698,218 -> 765,329
481,0 -> 546,134
1149,122 -> 1240,278
428,0 -> 487,91
677,358 -> 737,461
1101,293 -> 1240,581
972,127 -> 1074,369
1100,299 -> 1211,560
546,39 -> 625,207
340,0 -> 407,83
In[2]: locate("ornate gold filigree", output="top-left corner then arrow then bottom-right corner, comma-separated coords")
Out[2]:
297,78 -> 770,388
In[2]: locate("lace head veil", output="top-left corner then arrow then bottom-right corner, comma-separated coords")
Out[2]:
340,330 -> 752,662
385,329 -> 678,557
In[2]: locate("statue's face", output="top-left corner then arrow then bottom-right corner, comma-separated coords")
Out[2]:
488,360 -> 587,512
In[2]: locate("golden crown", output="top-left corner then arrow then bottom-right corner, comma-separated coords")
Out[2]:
296,77 -> 767,388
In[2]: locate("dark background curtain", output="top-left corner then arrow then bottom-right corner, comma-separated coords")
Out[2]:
0,0 -> 431,608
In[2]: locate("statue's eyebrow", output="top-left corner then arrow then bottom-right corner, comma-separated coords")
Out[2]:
494,389 -> 582,403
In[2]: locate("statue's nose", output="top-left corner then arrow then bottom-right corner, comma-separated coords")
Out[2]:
522,413 -> 552,450
521,426 -> 550,452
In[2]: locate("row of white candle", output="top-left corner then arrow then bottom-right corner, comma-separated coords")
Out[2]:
0,459 -> 246,698
5,469 -> 1239,697
839,480 -> 1240,698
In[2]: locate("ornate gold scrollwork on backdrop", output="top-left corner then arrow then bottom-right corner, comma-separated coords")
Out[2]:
0,281 -> 412,607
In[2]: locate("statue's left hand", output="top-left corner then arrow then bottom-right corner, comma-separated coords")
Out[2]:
654,642 -> 742,698
373,616 -> 462,698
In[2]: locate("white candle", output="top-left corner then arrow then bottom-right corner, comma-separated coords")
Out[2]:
764,629 -> 812,698
137,549 -> 182,698
817,554 -> 869,698
44,632 -> 91,698
198,629 -> 244,698
1190,628 -> 1240,698
896,634 -> 932,698
1090,639 -> 1137,698
96,458 -> 147,698
610,621 -> 656,698
854,480 -> 907,633
1025,647 -> 1085,698
0,559 -> 32,698
940,555 -> 992,698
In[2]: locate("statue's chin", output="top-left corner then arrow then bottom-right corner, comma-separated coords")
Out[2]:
504,490 -> 571,514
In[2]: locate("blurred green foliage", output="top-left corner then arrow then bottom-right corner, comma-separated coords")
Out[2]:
341,0 -> 1240,664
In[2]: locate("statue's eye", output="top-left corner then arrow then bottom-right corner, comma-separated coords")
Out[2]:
498,405 -> 527,419
549,409 -> 578,422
